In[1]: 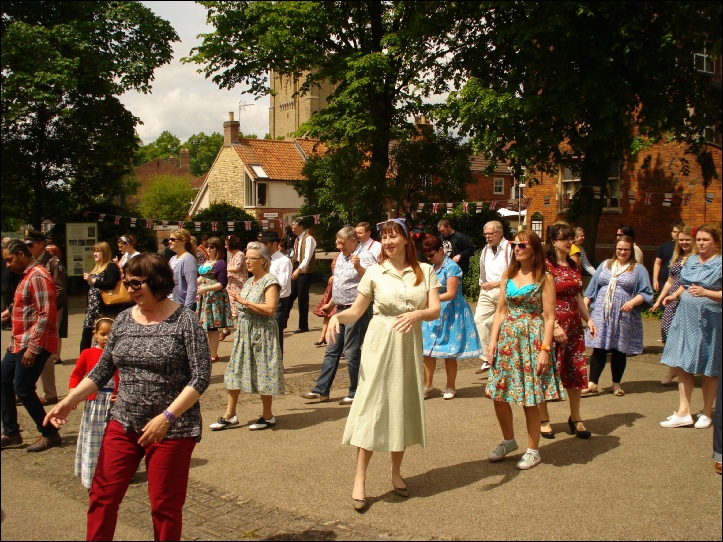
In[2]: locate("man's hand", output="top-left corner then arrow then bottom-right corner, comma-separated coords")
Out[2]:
22,350 -> 37,368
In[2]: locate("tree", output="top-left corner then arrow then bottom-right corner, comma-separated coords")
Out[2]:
185,132 -> 223,176
138,174 -> 195,222
185,1 -> 458,221
436,1 -> 722,252
192,202 -> 260,248
1,1 -> 178,228
135,130 -> 182,166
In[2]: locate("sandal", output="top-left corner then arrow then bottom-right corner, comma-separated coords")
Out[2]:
581,383 -> 599,397
210,355 -> 220,363
540,420 -> 555,440
612,387 -> 625,396
219,329 -> 231,341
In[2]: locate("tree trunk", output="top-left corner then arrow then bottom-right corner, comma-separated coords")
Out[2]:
571,146 -> 612,263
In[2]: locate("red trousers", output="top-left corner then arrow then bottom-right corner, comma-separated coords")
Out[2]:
86,420 -> 196,541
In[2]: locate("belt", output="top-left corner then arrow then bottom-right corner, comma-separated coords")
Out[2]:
336,304 -> 352,311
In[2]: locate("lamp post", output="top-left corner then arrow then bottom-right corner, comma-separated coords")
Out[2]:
517,166 -> 527,231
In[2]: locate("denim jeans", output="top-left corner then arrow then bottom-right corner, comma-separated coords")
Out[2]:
312,304 -> 372,398
1,347 -> 58,437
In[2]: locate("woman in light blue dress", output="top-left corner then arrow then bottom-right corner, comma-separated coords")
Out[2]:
659,224 -> 722,429
421,236 -> 482,400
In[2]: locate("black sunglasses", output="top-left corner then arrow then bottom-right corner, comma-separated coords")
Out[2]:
122,279 -> 148,291
168,237 -> 178,242
511,241 -> 530,249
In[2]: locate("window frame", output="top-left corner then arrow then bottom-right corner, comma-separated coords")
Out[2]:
493,177 -> 505,195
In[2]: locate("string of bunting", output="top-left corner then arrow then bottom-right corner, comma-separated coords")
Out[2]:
627,190 -> 706,206
81,210 -> 272,232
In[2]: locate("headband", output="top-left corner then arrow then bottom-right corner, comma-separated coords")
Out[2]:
119,236 -> 130,244
376,218 -> 408,235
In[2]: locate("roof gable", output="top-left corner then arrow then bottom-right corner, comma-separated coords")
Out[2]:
233,138 -> 325,181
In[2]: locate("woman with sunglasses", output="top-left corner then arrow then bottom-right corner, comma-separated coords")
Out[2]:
485,231 -> 564,470
421,235 -> 482,399
538,223 -> 596,440
583,235 -> 653,397
195,237 -> 232,363
80,242 -> 122,351
168,229 -> 198,311
327,218 -> 440,511
44,253 -> 212,540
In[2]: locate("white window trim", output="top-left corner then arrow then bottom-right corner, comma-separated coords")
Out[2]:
493,177 -> 504,195
694,50 -> 716,74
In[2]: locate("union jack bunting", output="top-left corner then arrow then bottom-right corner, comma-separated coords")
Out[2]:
178,221 -> 184,229
446,203 -> 453,214
211,221 -> 217,231
682,193 -> 692,206
227,221 -> 235,232
462,202 -> 469,213
490,201 -> 498,210
662,193 -> 672,207
563,193 -> 570,207
194,221 -> 201,232
146,219 -> 153,228
628,190 -> 636,204
314,214 -> 320,225
417,203 -> 425,213
593,187 -> 601,200
543,195 -> 550,207
644,192 -> 652,205
244,221 -> 252,231
130,218 -> 137,228
705,192 -> 715,204
82,211 -> 89,218
98,213 -> 106,222
432,203 -> 439,213
114,215 -> 120,225
476,201 -> 484,213
507,200 -> 515,210
524,197 -> 532,210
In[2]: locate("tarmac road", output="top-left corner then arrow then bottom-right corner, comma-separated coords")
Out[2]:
1,286 -> 721,540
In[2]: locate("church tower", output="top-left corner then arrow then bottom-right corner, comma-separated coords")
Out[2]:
268,70 -> 336,139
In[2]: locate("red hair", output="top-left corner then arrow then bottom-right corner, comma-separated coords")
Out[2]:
378,220 -> 423,285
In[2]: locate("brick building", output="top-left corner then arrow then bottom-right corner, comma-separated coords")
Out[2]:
128,148 -> 197,209
189,113 -> 325,237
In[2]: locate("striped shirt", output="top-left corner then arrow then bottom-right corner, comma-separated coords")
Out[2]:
10,262 -> 58,355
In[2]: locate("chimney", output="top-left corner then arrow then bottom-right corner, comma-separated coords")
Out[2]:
179,148 -> 190,173
223,112 -> 240,147
413,115 -> 433,139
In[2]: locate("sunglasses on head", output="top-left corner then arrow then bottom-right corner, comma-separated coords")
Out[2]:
511,241 -> 530,249
122,279 -> 148,290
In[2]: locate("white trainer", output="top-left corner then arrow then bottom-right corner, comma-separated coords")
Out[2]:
694,414 -> 712,429
660,412 -> 694,428
443,388 -> 456,400
488,439 -> 518,462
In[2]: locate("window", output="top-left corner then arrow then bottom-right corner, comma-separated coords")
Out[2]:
603,161 -> 620,209
703,126 -> 716,143
561,161 -> 581,209
694,50 -> 716,74
244,169 -> 268,207
256,183 -> 268,207
493,177 -> 504,195
531,212 -> 543,238
251,164 -> 268,178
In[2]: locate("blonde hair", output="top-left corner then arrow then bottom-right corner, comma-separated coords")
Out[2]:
607,235 -> 636,273
171,228 -> 196,256
671,226 -> 694,264
91,242 -> 113,274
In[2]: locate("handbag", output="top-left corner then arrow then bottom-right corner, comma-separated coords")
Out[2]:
100,280 -> 131,305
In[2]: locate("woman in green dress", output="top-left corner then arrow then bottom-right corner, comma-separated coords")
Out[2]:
327,219 -> 441,512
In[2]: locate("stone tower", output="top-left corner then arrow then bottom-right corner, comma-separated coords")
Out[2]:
268,70 -> 336,140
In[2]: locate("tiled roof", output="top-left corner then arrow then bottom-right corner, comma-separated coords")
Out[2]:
192,172 -> 207,190
470,155 -> 513,175
233,138 -> 325,181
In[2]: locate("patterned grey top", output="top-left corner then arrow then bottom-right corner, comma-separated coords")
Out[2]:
87,305 -> 211,441
332,245 -> 377,306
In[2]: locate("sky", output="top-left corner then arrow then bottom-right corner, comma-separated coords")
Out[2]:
119,1 -> 270,145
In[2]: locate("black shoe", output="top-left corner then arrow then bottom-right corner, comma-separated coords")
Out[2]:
293,328 -> 309,334
540,420 -> 555,440
568,417 -> 591,439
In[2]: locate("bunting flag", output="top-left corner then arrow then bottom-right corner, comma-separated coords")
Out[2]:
194,221 -> 201,232
178,221 -> 184,229
211,221 -> 218,231
244,221 -> 252,231
130,218 -> 137,228
227,221 -> 235,232
161,220 -> 169,227
644,192 -> 652,205
261,220 -> 269,229
462,202 -> 469,213
524,197 -> 532,210
490,201 -> 498,210
476,201 -> 484,213
543,195 -> 550,207
507,199 -> 515,210
446,202 -> 454,214
82,211 -> 89,218
313,214 -> 320,225
662,193 -> 672,207
705,192 -> 715,204
146,219 -> 153,228
628,190 -> 636,204
593,187 -> 601,200
432,203 -> 439,213
417,203 -> 425,213
114,215 -> 120,225
563,193 -> 570,207
682,193 -> 692,206
98,213 -> 106,222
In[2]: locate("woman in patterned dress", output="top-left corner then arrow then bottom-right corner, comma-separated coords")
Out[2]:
583,236 -> 653,396
220,235 -> 247,341
421,235 -> 482,400
327,218 -> 440,511
659,224 -> 722,429
196,237 -> 233,363
538,224 -> 596,440
211,242 -> 284,432
80,242 -> 121,351
485,230 -> 564,470
651,226 -> 694,385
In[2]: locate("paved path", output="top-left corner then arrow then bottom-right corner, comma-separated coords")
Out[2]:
2,288 -> 721,540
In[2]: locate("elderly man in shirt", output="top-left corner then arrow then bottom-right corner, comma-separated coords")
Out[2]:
1,240 -> 62,452
474,220 -> 513,373
286,218 -> 317,333
300,227 -> 376,405
261,230 -> 293,356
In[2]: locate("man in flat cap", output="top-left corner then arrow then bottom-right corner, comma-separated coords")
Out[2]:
24,229 -> 66,406
260,231 -> 292,356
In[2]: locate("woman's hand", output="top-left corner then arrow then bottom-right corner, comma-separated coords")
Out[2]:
662,295 -> 676,307
138,413 -> 171,447
587,319 -> 597,339
687,285 -> 707,298
553,325 -> 567,344
326,315 -> 341,344
228,291 -> 239,303
393,311 -> 420,333
620,300 -> 636,313
651,299 -> 662,312
536,350 -> 551,376
43,398 -> 76,428
486,341 -> 498,364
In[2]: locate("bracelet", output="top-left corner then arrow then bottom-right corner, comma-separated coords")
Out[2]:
162,409 -> 177,425
540,344 -> 551,352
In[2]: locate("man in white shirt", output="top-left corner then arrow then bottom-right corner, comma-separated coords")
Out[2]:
355,222 -> 382,260
475,220 -> 513,373
261,231 -> 293,355
286,218 -> 317,333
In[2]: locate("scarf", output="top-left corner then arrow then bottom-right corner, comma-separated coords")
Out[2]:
603,259 -> 628,320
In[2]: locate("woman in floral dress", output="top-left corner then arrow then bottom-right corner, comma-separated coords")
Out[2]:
312,254 -> 339,347
211,242 -> 284,432
651,226 -> 694,385
538,223 -> 596,440
220,235 -> 248,341
485,230 -> 564,470
196,237 -> 232,363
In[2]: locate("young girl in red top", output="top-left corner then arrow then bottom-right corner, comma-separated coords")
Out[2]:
69,317 -> 119,489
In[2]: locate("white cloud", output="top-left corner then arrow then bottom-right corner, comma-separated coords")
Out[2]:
119,1 -> 269,144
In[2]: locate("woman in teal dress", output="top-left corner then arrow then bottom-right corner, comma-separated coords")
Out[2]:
421,235 -> 482,400
210,242 -> 284,432
485,230 -> 565,470
196,237 -> 233,363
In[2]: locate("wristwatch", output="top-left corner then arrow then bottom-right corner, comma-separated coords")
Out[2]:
540,344 -> 551,352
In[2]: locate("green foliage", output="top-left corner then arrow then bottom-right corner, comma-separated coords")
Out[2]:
192,202 -> 260,248
1,1 -> 178,227
184,132 -> 223,176
138,174 -> 195,222
135,131 -> 181,166
463,249 -> 483,303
